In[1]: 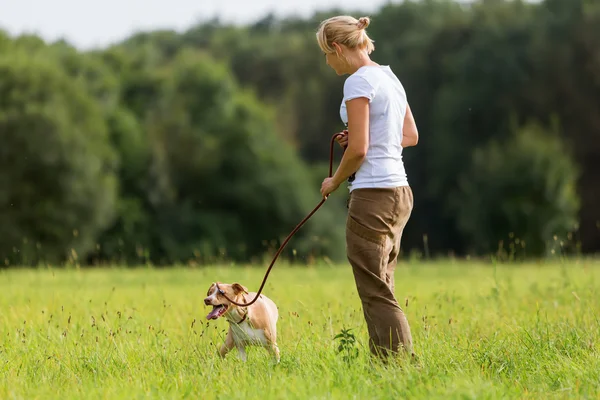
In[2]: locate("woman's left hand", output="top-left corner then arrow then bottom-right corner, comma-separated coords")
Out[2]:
321,177 -> 340,198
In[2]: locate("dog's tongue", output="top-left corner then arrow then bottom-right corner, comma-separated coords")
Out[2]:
206,306 -> 224,320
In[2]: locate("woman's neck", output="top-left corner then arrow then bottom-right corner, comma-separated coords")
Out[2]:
346,51 -> 378,74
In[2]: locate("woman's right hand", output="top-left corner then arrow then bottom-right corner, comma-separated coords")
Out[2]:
335,130 -> 349,148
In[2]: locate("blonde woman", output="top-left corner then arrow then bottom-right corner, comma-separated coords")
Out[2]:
317,15 -> 419,361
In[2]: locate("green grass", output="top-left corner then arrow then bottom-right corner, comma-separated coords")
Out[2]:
1,260 -> 599,399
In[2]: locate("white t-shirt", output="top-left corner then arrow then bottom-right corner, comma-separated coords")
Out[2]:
339,65 -> 409,192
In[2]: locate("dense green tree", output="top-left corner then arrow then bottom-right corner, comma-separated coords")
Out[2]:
0,0 -> 597,267
527,0 -> 600,253
98,46 -> 345,264
0,48 -> 118,266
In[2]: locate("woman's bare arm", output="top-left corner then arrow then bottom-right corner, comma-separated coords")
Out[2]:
330,97 -> 369,187
402,104 -> 419,147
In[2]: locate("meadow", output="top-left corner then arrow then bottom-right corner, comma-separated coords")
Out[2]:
1,259 -> 599,399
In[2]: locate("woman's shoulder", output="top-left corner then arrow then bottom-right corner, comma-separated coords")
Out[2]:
344,66 -> 378,89
349,65 -> 397,87
342,68 -> 373,100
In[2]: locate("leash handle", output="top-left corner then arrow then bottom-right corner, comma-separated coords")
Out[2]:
216,132 -> 345,307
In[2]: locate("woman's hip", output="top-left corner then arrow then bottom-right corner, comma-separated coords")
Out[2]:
346,186 -> 413,239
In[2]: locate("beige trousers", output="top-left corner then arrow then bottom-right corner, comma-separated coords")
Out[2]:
346,186 -> 414,359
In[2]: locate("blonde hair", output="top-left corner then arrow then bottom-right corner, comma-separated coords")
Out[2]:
316,15 -> 375,55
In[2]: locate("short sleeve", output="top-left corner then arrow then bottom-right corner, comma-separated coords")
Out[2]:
343,75 -> 375,103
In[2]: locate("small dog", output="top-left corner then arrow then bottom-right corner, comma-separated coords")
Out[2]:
204,282 -> 280,363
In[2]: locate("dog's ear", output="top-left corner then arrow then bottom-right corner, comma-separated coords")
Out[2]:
232,283 -> 248,295
207,282 -> 216,296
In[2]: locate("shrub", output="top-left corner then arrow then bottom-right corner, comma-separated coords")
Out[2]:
451,121 -> 580,258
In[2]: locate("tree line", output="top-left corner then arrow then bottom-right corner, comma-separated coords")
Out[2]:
1,0 -> 598,267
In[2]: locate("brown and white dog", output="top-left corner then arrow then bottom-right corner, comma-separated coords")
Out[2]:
204,282 -> 280,363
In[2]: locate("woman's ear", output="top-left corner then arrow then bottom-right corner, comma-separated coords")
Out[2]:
333,42 -> 343,57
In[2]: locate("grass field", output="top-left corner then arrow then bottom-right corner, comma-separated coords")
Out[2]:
1,259 -> 599,399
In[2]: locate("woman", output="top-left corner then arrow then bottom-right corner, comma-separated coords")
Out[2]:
316,15 -> 419,360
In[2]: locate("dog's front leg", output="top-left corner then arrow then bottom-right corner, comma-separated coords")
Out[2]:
219,330 -> 235,358
236,345 -> 247,362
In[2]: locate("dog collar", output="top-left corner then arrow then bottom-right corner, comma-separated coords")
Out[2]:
227,308 -> 248,325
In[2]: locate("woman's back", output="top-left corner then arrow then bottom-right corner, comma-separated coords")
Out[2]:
339,65 -> 409,192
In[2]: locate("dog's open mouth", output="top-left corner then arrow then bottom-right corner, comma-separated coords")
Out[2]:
206,304 -> 228,320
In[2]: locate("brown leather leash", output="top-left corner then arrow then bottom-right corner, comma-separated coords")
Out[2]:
216,131 -> 347,307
